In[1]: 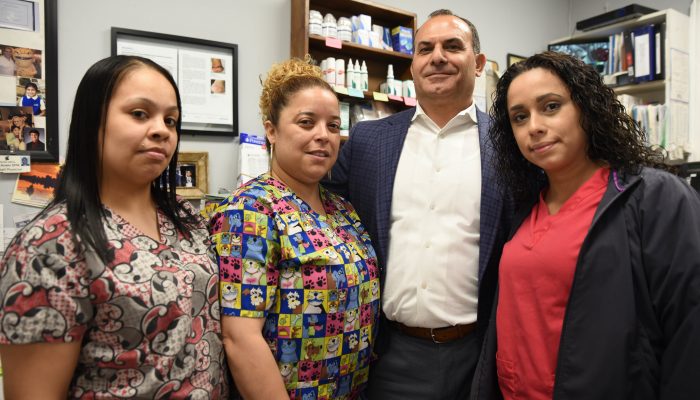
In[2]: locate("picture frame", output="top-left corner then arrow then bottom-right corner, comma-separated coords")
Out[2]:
111,27 -> 238,137
175,151 -> 208,199
507,53 -> 527,67
0,0 -> 59,162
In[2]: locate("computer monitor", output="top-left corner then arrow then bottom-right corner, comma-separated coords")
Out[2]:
548,41 -> 609,74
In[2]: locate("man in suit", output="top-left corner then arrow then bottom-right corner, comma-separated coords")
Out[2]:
324,9 -> 510,399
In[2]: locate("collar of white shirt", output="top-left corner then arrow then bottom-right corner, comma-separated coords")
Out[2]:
411,101 -> 478,129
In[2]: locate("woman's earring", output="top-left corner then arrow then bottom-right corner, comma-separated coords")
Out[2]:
269,143 -> 274,172
327,168 -> 332,181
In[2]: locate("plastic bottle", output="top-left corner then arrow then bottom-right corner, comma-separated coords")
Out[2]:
387,64 -> 395,95
326,57 -> 336,86
361,60 -> 369,91
309,10 -> 323,36
353,59 -> 362,90
320,58 -> 328,82
335,58 -> 345,87
346,58 -> 355,88
337,17 -> 352,42
322,13 -> 337,38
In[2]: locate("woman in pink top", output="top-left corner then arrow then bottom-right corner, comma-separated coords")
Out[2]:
471,51 -> 700,400
0,56 -> 227,399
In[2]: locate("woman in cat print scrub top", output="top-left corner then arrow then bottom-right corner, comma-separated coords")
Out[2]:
210,57 -> 380,400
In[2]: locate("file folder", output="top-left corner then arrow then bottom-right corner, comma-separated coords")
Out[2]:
654,23 -> 665,80
633,24 -> 655,82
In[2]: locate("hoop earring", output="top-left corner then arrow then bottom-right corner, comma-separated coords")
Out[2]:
269,143 -> 274,173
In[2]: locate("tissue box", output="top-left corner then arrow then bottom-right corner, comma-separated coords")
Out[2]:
357,14 -> 372,31
352,30 -> 370,46
391,26 -> 413,55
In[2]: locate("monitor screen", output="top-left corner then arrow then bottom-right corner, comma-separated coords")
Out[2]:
547,41 -> 609,74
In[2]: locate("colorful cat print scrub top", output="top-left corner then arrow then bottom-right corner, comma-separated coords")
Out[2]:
0,201 -> 228,399
210,174 -> 380,400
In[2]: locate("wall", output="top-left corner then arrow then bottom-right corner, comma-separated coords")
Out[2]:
18,0 -> 689,233
379,0 -> 570,68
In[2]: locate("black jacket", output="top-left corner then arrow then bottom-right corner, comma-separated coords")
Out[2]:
471,167 -> 700,400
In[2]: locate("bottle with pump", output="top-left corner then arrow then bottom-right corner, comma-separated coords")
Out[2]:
361,61 -> 368,91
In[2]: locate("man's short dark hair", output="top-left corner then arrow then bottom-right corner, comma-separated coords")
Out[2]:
427,9 -> 481,54
30,129 -> 40,135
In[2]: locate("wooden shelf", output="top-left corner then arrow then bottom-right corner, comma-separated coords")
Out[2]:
332,87 -> 415,105
550,10 -> 667,44
312,0 -> 416,25
291,0 -> 417,100
309,34 -> 412,63
612,80 -> 664,96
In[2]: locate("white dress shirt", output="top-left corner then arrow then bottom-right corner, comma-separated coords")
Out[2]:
382,102 -> 481,328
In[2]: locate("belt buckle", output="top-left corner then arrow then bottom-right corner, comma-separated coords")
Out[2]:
430,328 -> 444,344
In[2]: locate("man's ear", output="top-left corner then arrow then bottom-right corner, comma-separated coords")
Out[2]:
475,53 -> 487,77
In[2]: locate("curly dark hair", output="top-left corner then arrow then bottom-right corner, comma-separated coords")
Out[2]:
489,51 -> 667,205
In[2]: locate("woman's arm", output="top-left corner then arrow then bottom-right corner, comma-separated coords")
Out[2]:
640,173 -> 700,398
222,316 -> 288,400
1,341 -> 81,400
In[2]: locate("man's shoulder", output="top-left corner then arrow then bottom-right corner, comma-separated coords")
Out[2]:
352,107 -> 415,138
353,107 -> 414,133
475,107 -> 491,125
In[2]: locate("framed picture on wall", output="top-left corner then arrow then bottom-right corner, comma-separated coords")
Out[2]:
507,53 -> 527,67
173,151 -> 208,199
111,27 -> 239,137
0,0 -> 59,162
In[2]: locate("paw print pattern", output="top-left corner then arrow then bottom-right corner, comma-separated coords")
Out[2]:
302,265 -> 326,289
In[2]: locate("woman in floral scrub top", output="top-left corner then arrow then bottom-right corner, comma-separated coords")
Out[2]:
0,56 -> 227,399
210,58 -> 380,399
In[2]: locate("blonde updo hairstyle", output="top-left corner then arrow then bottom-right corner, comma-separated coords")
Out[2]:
259,56 -> 334,129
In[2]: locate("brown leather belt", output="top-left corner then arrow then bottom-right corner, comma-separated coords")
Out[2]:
390,320 -> 477,343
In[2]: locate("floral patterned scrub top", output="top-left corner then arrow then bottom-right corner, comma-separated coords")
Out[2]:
210,174 -> 380,400
0,201 -> 227,399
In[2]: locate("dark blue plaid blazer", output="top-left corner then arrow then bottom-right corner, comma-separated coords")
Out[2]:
324,107 -> 510,330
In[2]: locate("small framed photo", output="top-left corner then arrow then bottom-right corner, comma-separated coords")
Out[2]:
175,151 -> 208,199
507,53 -> 527,67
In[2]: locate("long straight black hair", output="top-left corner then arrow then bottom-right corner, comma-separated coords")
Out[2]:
51,55 -> 198,264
